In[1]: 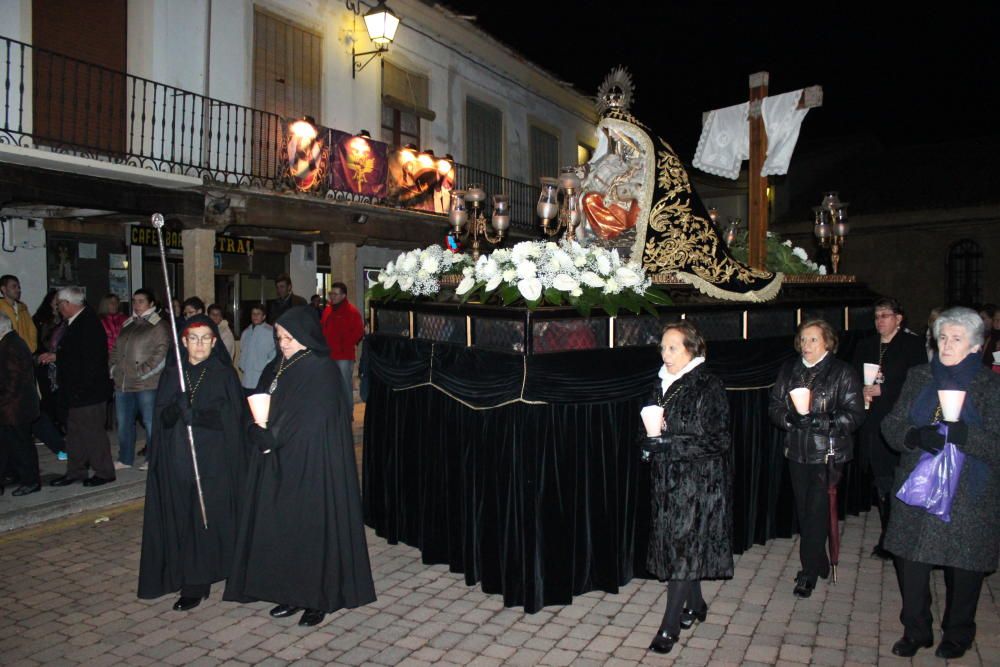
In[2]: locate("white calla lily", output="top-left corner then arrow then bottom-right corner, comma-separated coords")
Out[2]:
552,274 -> 580,292
517,277 -> 542,302
456,276 -> 476,295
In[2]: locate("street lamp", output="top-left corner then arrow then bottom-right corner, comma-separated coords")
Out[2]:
448,184 -> 509,260
813,191 -> 849,274
349,0 -> 400,78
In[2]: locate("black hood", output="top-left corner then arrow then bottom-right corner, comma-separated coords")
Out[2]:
276,306 -> 329,356
180,314 -> 228,365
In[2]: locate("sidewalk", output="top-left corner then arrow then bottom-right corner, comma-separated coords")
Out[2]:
0,403 -> 367,533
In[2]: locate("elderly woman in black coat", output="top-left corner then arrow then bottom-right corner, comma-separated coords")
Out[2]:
642,321 -> 733,654
769,319 -> 865,599
882,307 -> 1000,660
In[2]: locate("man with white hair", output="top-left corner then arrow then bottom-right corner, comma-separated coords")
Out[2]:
45,287 -> 115,487
0,313 -> 41,495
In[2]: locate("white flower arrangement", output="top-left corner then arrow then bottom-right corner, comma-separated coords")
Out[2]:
369,244 -> 471,300
456,240 -> 669,315
729,231 -> 826,275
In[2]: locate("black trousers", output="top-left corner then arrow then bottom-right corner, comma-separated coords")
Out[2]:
788,459 -> 842,580
0,422 -> 40,486
898,558 -> 985,646
660,580 -> 705,635
180,583 -> 210,598
65,403 -> 114,481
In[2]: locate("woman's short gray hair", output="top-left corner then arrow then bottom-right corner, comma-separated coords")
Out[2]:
0,312 -> 11,336
932,306 -> 985,348
56,286 -> 86,306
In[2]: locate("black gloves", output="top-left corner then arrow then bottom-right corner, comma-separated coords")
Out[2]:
249,423 -> 275,454
639,434 -> 671,463
941,421 -> 968,447
161,396 -> 192,428
789,411 -> 812,428
904,425 -> 944,455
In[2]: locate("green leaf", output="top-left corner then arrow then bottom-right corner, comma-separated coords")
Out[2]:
644,287 -> 672,305
500,284 -> 521,306
543,288 -> 564,306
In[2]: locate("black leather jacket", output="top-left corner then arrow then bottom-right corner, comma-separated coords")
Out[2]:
768,354 -> 865,464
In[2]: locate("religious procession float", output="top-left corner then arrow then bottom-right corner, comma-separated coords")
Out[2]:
362,69 -> 876,611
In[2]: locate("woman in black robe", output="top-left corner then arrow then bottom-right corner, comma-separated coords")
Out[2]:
224,306 -> 376,627
641,321 -> 733,654
138,315 -> 249,611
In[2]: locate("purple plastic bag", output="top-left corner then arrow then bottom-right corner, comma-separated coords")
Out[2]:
896,424 -> 966,522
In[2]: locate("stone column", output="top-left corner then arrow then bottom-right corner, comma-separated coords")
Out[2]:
182,228 -> 216,305
329,241 -> 358,305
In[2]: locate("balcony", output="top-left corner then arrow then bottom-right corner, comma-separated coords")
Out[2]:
0,34 -> 539,232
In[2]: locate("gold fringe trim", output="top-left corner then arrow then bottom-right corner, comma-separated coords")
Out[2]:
673,271 -> 784,303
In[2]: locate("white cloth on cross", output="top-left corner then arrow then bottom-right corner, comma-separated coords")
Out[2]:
693,90 -> 810,179
761,90 -> 810,176
692,102 -> 748,180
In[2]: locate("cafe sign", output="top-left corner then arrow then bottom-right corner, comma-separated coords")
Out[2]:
130,226 -> 254,255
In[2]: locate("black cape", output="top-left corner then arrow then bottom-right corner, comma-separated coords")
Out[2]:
138,317 -> 250,599
224,307 -> 376,612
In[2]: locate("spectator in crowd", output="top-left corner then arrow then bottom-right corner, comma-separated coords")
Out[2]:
237,304 -> 275,397
225,307 -> 376,627
47,287 -> 115,487
310,294 -> 324,314
32,290 -> 67,460
0,274 -> 37,353
0,313 -> 41,496
98,293 -> 127,354
851,297 -> 927,559
171,298 -> 182,320
267,274 -> 307,324
181,297 -> 206,322
641,321 -> 733,654
925,306 -> 943,362
207,304 -> 236,360
110,289 -> 170,469
769,319 -> 865,598
883,307 -> 999,659
320,282 -> 364,420
138,314 -> 249,612
982,307 -> 1000,371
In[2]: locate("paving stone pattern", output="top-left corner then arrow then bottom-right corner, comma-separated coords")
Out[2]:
1,499 -> 997,666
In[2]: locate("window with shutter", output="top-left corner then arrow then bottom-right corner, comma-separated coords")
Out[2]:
530,125 -> 559,185
465,98 -> 503,176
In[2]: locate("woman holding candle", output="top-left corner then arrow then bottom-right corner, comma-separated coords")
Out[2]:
642,321 -> 733,654
769,319 -> 864,599
882,307 -> 1000,660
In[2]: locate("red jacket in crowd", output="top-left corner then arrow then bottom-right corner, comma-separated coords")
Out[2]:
320,299 -> 364,361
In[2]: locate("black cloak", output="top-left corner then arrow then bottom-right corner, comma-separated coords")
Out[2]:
138,315 -> 250,599
224,307 -> 376,612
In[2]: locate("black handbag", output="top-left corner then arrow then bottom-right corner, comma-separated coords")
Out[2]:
639,434 -> 671,463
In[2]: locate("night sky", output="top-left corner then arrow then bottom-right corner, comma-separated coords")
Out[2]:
441,1 -> 995,160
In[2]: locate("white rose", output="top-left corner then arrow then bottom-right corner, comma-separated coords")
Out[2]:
385,261 -> 395,274
382,274 -> 397,289
517,277 -> 542,302
791,247 -> 808,261
502,268 -> 518,282
516,260 -> 537,280
574,256 -> 587,268
402,254 -> 418,272
398,276 -> 414,291
525,242 -> 542,258
485,275 -> 503,292
421,256 -> 440,274
545,258 -> 561,273
570,287 -> 582,297
417,270 -> 429,280
603,277 -> 621,294
456,276 -> 476,295
552,274 -> 580,292
596,254 -> 612,275
783,240 -> 793,247
580,271 -> 605,288
615,266 -> 641,288
818,265 -> 827,275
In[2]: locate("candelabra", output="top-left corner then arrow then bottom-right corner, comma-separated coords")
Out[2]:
448,184 -> 509,260
812,191 -> 850,274
537,168 -> 582,241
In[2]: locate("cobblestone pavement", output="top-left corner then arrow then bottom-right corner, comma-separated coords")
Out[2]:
0,496 -> 996,667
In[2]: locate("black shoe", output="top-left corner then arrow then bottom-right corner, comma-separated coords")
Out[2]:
12,483 -> 41,496
82,476 -> 114,487
50,475 -> 77,487
298,609 -> 325,627
935,639 -> 968,660
648,630 -> 679,654
871,544 -> 893,560
172,594 -> 208,611
793,572 -> 816,598
679,604 -> 708,630
891,636 -> 933,657
269,604 -> 301,618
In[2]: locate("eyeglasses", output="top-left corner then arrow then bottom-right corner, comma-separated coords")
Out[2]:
185,334 -> 215,345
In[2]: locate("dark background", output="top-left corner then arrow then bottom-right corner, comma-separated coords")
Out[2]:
442,1 -> 995,159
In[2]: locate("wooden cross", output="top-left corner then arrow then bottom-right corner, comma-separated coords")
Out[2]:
703,72 -> 823,269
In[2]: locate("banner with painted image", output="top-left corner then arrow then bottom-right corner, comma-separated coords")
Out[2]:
283,117 -> 329,193
329,130 -> 388,201
386,146 -> 455,213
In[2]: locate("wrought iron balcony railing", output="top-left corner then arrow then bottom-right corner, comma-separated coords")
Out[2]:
0,34 -> 539,231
